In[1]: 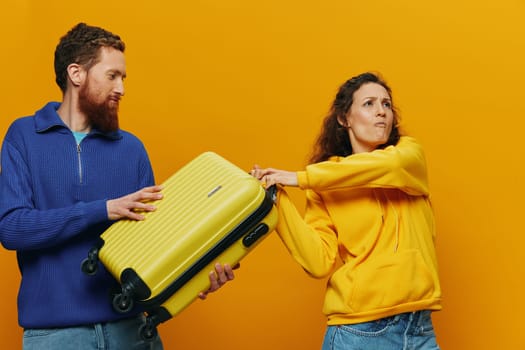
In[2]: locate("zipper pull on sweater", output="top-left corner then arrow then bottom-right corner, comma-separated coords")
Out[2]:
77,143 -> 83,184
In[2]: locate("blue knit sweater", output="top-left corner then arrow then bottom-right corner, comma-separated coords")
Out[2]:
0,102 -> 155,328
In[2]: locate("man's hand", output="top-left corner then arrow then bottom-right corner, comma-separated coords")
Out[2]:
198,263 -> 239,300
106,185 -> 163,221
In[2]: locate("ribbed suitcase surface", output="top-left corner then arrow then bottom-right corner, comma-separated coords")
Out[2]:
96,151 -> 277,322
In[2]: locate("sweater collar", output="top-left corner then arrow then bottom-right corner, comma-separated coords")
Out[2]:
34,102 -> 123,140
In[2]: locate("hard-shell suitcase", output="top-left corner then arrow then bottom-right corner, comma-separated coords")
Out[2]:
82,152 -> 278,339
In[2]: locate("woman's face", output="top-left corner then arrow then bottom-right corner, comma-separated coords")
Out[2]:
340,82 -> 394,154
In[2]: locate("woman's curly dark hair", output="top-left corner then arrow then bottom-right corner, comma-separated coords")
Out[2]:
309,72 -> 402,164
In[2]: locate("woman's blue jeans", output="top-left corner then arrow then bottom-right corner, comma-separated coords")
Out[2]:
322,310 -> 440,350
22,314 -> 163,350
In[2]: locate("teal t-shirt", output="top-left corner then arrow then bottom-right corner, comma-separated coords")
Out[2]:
72,131 -> 88,145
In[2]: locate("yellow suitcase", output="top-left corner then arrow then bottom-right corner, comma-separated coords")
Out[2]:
82,152 -> 278,339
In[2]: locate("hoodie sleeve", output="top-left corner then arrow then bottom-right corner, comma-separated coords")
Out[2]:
274,187 -> 339,278
296,136 -> 429,196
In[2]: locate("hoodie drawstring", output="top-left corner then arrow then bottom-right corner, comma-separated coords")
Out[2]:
374,189 -> 400,253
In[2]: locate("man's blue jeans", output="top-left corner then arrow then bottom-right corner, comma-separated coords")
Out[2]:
23,314 -> 163,350
322,310 -> 440,350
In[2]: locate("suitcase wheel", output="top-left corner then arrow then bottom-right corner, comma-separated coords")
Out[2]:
139,321 -> 158,341
81,247 -> 99,275
112,293 -> 134,313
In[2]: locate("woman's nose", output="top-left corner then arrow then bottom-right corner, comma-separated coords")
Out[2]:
376,104 -> 386,117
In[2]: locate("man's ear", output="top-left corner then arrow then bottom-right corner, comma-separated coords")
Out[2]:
66,63 -> 85,87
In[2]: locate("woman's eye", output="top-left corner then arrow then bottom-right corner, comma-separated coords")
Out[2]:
380,99 -> 392,108
364,100 -> 373,106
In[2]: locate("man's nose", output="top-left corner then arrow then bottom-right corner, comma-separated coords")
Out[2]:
115,78 -> 125,96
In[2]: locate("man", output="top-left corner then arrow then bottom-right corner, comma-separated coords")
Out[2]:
0,23 -> 234,349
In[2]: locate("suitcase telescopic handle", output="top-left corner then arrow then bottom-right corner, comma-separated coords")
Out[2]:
267,184 -> 278,204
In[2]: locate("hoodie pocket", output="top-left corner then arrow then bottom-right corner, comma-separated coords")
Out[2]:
348,250 -> 435,312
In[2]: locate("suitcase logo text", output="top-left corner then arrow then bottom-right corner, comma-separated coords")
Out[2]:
207,185 -> 222,197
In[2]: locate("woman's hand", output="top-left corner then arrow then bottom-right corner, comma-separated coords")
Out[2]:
250,165 -> 298,188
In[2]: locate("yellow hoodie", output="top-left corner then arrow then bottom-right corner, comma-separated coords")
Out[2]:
275,136 -> 442,325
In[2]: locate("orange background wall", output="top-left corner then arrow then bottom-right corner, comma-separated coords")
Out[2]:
1,1 -> 524,349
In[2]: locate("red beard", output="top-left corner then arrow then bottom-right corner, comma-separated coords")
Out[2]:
78,81 -> 120,133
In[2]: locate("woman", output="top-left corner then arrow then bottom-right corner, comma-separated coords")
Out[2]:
252,72 -> 442,349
